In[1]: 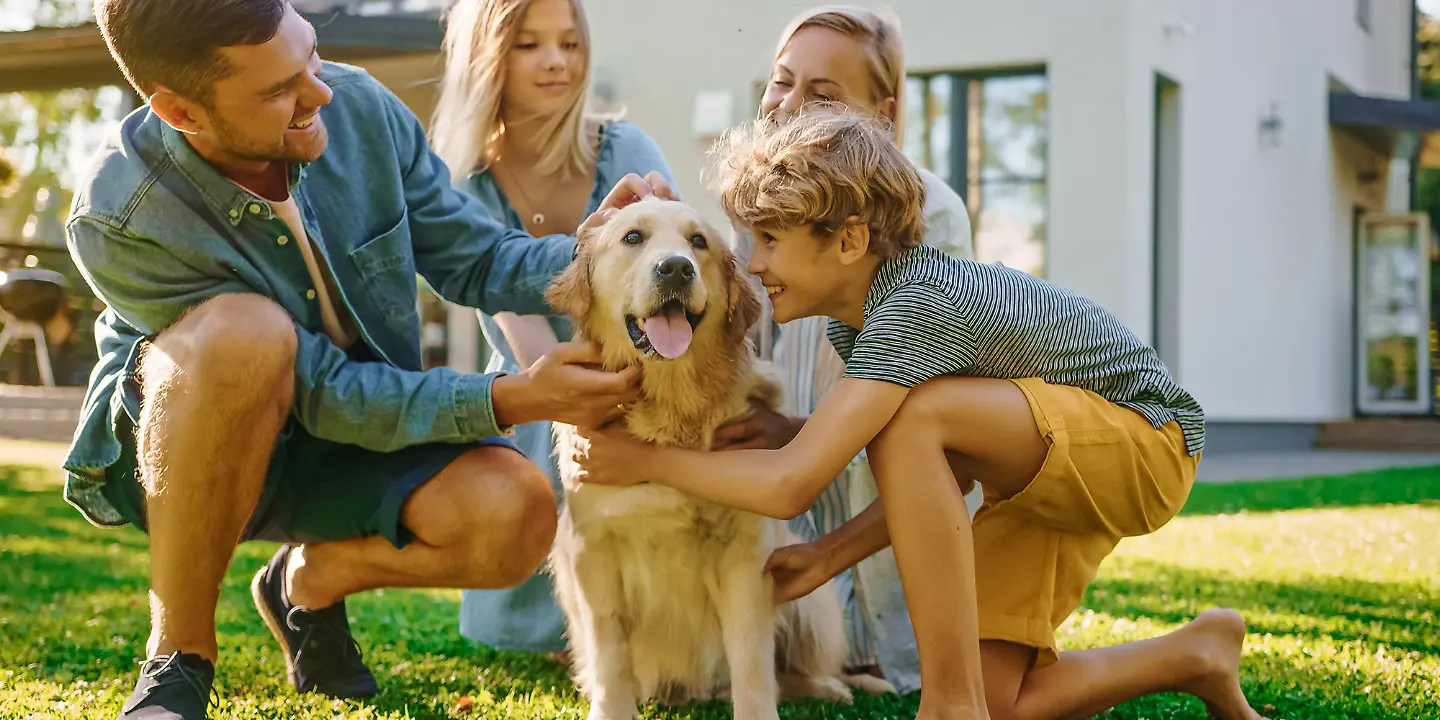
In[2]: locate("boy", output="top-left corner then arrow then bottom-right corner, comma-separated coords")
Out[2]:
574,110 -> 1264,720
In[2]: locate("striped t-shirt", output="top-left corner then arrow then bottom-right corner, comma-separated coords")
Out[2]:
827,244 -> 1205,456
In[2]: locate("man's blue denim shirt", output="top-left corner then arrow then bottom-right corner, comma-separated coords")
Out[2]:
61,61 -> 577,526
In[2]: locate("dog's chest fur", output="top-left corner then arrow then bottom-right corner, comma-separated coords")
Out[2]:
561,356 -> 773,525
552,356 -> 795,704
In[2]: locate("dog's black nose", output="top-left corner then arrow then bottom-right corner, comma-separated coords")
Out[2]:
655,256 -> 696,286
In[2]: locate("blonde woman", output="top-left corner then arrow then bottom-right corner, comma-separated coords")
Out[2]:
726,5 -> 977,694
429,0 -> 677,658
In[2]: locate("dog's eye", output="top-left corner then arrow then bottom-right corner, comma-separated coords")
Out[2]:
689,233 -> 708,250
623,230 -> 644,246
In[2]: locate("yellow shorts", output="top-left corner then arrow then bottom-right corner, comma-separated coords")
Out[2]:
973,377 -> 1199,669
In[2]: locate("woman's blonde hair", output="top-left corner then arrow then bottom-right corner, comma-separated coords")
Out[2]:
429,0 -> 601,181
768,5 -> 907,141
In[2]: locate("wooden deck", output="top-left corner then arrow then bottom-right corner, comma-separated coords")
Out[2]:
1315,417 -> 1440,452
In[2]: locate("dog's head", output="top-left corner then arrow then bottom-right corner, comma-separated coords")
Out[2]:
547,197 -> 762,366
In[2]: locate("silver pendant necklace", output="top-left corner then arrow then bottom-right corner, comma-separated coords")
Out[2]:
501,161 -> 547,228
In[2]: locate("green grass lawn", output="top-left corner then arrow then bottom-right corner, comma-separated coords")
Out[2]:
1,462 -> 1437,719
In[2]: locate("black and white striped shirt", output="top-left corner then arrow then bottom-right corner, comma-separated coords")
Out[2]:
827,244 -> 1205,456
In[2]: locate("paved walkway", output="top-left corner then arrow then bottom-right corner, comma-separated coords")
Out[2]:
1196,450 -> 1440,483
3,438 -> 1437,489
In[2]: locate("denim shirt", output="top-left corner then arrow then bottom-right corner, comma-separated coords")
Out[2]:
61,61 -> 577,526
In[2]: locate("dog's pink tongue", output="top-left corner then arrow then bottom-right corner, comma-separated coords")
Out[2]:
643,307 -> 693,359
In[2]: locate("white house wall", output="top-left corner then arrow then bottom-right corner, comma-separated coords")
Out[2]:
584,0 -> 1415,424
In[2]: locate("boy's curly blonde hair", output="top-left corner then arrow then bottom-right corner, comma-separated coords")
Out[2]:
708,108 -> 925,259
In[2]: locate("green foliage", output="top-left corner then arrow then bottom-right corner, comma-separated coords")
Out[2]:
0,0 -> 127,245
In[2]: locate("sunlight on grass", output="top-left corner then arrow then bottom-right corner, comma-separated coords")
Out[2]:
1,465 -> 1437,719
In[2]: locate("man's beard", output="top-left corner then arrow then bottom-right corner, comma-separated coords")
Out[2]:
209,112 -> 327,165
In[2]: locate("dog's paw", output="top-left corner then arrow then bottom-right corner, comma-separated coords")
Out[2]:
778,673 -> 854,704
842,673 -> 897,695
585,703 -> 639,720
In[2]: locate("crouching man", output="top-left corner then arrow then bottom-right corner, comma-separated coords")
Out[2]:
62,1 -> 671,717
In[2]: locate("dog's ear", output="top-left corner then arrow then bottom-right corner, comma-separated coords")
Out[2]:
723,251 -> 763,347
545,242 -> 594,322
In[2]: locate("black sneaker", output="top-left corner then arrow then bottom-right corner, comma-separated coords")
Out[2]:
250,544 -> 379,699
118,652 -> 214,719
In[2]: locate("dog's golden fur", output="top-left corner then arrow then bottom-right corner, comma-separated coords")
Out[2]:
546,198 -> 890,720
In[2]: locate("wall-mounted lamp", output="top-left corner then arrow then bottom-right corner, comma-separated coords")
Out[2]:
1258,103 -> 1283,148
1162,19 -> 1194,39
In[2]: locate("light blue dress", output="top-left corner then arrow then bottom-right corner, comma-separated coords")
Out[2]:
456,119 -> 676,653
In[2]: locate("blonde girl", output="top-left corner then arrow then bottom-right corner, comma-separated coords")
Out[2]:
428,0 -> 676,659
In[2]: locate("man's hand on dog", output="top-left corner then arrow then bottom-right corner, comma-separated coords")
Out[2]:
491,340 -> 640,429
765,542 -> 832,604
578,172 -> 680,237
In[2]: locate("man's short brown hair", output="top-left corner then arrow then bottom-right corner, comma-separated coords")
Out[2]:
708,108 -> 926,259
94,0 -> 289,106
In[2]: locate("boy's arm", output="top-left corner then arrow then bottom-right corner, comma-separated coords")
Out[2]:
579,377 -> 910,519
576,282 -> 973,515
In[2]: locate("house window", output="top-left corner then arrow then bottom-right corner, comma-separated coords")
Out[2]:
904,69 -> 1049,277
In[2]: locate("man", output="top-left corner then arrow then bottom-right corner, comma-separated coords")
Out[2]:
63,1 -> 672,717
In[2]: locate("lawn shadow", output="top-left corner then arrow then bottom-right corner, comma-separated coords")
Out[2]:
1181,465 -> 1440,516
1075,559 -> 1439,719
1080,558 -> 1439,656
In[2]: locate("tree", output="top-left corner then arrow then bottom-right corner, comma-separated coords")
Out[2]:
0,0 -> 122,247
0,0 -> 119,384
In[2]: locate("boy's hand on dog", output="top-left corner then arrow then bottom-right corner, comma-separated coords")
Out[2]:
492,340 -> 640,428
765,542 -> 832,604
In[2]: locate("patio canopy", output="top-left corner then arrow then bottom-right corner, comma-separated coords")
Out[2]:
0,10 -> 444,94
1329,91 -> 1440,163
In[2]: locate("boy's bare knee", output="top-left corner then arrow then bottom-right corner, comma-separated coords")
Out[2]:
407,447 -> 558,587
872,389 -> 943,453
146,294 -> 297,403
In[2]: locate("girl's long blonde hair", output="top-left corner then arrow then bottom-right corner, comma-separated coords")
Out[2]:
768,5 -> 907,143
430,0 -> 600,181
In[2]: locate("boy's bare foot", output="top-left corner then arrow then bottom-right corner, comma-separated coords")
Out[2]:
1177,608 -> 1268,720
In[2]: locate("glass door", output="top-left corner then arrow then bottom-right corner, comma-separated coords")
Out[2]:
1356,213 -> 1433,415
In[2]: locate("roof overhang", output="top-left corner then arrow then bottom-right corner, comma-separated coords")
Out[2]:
1329,91 -> 1440,160
0,10 -> 444,94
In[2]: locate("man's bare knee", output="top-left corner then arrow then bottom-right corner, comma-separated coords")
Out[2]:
407,447 -> 558,586
144,294 -> 297,404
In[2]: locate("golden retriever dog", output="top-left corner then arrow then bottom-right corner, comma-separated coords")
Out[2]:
545,197 -> 892,720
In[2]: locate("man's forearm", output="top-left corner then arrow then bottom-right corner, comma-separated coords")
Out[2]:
292,326 -> 508,450
489,371 -> 538,429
